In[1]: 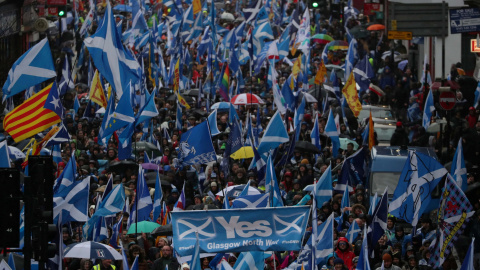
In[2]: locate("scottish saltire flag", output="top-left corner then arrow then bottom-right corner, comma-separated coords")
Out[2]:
265,155 -> 284,207
368,187 -> 388,253
314,213 -> 334,265
294,96 -> 306,133
239,180 -> 251,197
368,192 -> 378,216
173,186 -> 186,211
53,154 -> 77,193
234,251 -> 264,270
429,175 -> 475,268
353,55 -> 374,91
460,238 -> 475,270
474,81 -> 480,108
326,109 -> 340,158
84,183 -> 126,239
252,21 -> 274,56
84,2 -> 140,98
189,233 -> 201,270
136,89 -> 159,126
2,38 -> 57,99
232,193 -> 269,209
94,217 -> 109,242
451,138 -> 468,191
152,171 -> 163,222
345,38 -> 358,83
58,55 -> 74,96
389,151 -> 448,227
52,144 -> 62,164
311,114 -> 321,152
109,215 -> 123,249
178,121 -> 216,165
176,100 -> 183,130
339,147 -> 366,188
208,110 -> 221,136
45,124 -> 71,147
0,141 -> 11,168
345,219 -> 361,243
422,89 -> 435,129
53,177 -> 90,225
340,186 -> 350,214
257,111 -> 289,157
250,146 -> 266,183
281,75 -> 296,110
8,252 -> 16,270
100,86 -> 135,140
136,168 -> 153,221
357,227 -> 371,270
244,0 -> 261,23
314,165 -> 332,207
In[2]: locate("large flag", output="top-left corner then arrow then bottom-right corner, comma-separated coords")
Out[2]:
58,55 -> 75,96
99,86 -> 135,140
353,55 -> 374,91
45,124 -> 71,147
252,21 -> 274,56
88,70 -> 108,108
2,38 -> 57,99
389,151 -> 448,227
345,38 -> 358,83
152,171 -> 163,222
3,83 -> 61,142
218,64 -> 230,102
422,89 -> 435,129
313,213 -> 334,265
53,177 -> 90,225
325,109 -> 340,158
342,72 -> 362,117
429,175 -> 475,269
345,219 -> 361,244
53,154 -> 77,193
178,121 -> 217,165
244,0 -> 262,23
136,167 -> 153,221
338,147 -> 367,191
234,251 -> 264,270
314,165 -> 332,207
208,110 -> 221,136
136,89 -> 159,126
84,2 -> 141,98
256,111 -> 289,157
451,138 -> 467,191
232,193 -> 269,209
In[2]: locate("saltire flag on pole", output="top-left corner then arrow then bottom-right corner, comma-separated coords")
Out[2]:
389,151 -> 448,227
89,70 -> 108,108
459,238 -> 475,270
422,89 -> 435,130
265,154 -> 284,207
136,167 -> 153,222
342,71 -> 362,117
256,110 -> 289,157
313,213 -> 334,265
368,187 -> 388,255
232,193 -> 269,209
356,226 -> 372,270
3,83 -> 61,142
428,174 -> 475,269
189,233 -> 201,270
2,37 -> 57,99
451,138 -> 467,191
0,141 -> 11,168
177,121 -> 217,165
53,177 -> 90,225
325,109 -> 340,158
345,219 -> 361,244
84,2 -> 141,98
58,54 -> 75,96
314,164 -> 332,207
233,251 -> 265,270
152,171 -> 163,223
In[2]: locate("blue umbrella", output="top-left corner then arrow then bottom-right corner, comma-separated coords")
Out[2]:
64,241 -> 123,260
113,4 -> 132,13
211,102 -> 232,111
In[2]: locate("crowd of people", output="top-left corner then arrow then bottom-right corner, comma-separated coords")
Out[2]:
2,0 -> 480,269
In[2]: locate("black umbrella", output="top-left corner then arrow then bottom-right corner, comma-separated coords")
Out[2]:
295,141 -> 322,154
182,89 -> 200,96
108,160 -> 138,174
134,141 -> 162,156
145,172 -> 172,186
349,25 -> 369,39
192,109 -> 208,117
151,224 -> 173,236
167,94 -> 195,103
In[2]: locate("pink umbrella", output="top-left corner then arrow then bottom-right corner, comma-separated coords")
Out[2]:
230,93 -> 265,105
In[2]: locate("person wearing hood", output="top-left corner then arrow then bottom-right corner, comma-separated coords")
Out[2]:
335,237 -> 355,269
376,253 -> 402,270
390,122 -> 409,146
321,253 -> 337,269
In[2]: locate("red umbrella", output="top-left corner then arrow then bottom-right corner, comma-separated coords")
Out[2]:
230,93 -> 265,105
367,24 -> 386,31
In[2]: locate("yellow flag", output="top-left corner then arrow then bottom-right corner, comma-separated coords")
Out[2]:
342,72 -> 362,117
193,0 -> 201,14
314,60 -> 327,85
89,70 -> 108,108
177,93 -> 191,109
174,58 -> 180,93
292,56 -> 302,79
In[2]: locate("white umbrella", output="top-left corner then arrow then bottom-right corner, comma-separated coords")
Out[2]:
64,241 -> 123,260
301,92 -> 318,103
221,12 -> 235,22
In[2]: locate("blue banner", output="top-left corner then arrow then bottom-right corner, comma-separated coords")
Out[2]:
172,206 -> 310,256
450,8 -> 480,34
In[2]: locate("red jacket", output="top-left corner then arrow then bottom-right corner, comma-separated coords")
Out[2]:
335,237 -> 355,269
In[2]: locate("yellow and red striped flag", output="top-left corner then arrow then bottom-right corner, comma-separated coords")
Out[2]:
89,70 -> 108,108
3,83 -> 61,142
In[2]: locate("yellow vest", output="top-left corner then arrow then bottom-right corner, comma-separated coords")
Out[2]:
93,264 -> 116,270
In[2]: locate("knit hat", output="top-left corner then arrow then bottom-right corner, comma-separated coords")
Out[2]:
301,159 -> 309,164
333,258 -> 344,265
382,253 -> 392,262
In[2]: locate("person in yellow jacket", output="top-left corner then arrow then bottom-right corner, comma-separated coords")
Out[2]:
93,259 -> 116,270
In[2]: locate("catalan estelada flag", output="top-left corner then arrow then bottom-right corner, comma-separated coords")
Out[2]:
4,83 -> 61,142
218,64 -> 230,101
342,71 -> 362,117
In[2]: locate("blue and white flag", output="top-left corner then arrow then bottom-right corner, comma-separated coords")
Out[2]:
2,38 -> 57,99
244,0 -> 261,23
176,100 -> 183,130
460,238 -> 475,270
422,89 -> 435,129
389,151 -> 447,227
338,147 -> 367,189
53,177 -> 90,225
250,146 -> 266,184
84,2 -> 141,98
257,111 -> 289,157
136,167 -> 153,221
58,55 -> 74,96
341,185 -> 350,213
451,138 -> 467,191
0,141 -> 11,168
345,38 -> 358,83
234,251 -> 264,270
53,154 -> 77,194
311,114 -> 321,152
314,165 -> 332,207
314,213 -> 334,265
265,154 -> 284,207
353,55 -> 374,92
45,124 -> 71,147
136,88 -> 159,126
189,233 -> 201,270
152,171 -> 163,222
345,219 -> 361,244
232,193 -> 269,209
109,215 -> 123,249
178,121 -> 217,165
208,110 -> 221,136
356,227 -> 371,270
44,81 -> 65,119
100,86 -> 135,140
368,187 -> 388,254
252,21 -> 274,57
325,109 -> 340,158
